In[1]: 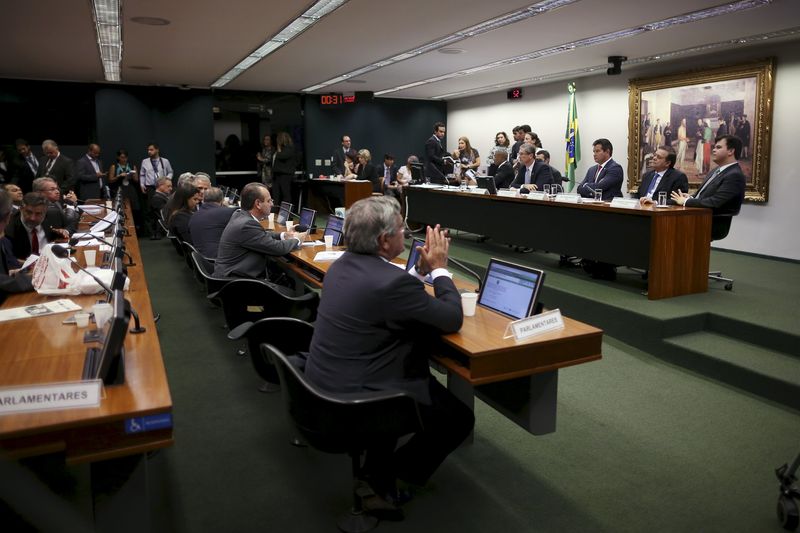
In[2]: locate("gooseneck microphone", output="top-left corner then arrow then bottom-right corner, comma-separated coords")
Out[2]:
68,236 -> 135,267
51,245 -> 146,334
446,256 -> 483,293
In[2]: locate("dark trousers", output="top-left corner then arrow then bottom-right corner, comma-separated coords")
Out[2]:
272,173 -> 293,212
364,379 -> 475,492
143,186 -> 158,237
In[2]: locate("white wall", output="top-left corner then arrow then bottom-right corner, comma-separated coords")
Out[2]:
447,41 -> 800,261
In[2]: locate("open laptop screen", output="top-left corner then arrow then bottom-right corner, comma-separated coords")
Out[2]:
477,259 -> 545,319
277,202 -> 293,225
323,215 -> 344,246
299,207 -> 316,229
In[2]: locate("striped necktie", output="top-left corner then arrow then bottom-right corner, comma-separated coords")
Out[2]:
695,167 -> 723,198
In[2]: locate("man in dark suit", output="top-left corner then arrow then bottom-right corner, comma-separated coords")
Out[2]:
510,143 -> 553,191
576,138 -> 623,201
635,148 -> 688,206
37,140 -> 75,195
214,182 -> 300,280
331,135 -> 356,175
671,135 -> 746,217
9,139 -> 39,193
536,150 -> 566,188
0,190 -> 33,302
32,177 -> 79,234
5,192 -> 70,260
379,153 -> 401,199
424,122 -> 447,183
188,187 -> 235,259
149,177 -> 173,238
305,197 -> 474,515
509,126 -> 524,162
492,148 -> 515,189
75,143 -> 105,200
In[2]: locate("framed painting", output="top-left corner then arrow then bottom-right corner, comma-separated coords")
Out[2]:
628,58 -> 774,202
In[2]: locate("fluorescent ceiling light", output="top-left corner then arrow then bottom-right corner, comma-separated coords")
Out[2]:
377,0 -> 773,97
212,0 -> 347,88
91,0 -> 122,82
302,0 -> 579,92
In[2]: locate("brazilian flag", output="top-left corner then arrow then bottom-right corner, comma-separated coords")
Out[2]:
564,82 -> 580,192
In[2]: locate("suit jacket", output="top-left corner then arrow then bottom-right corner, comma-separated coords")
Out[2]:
188,203 -> 235,258
10,154 -> 39,192
272,146 -> 296,176
49,201 -> 79,234
75,154 -> 104,200
0,237 -> 33,303
150,190 -> 170,221
214,209 -> 297,279
357,162 -> 381,192
37,154 -> 75,194
305,252 -> 462,404
493,161 -> 516,189
331,147 -> 357,175
634,167 -> 688,204
168,209 -> 193,244
685,163 -> 746,216
576,158 -> 623,201
424,135 -> 446,181
550,166 -> 565,183
510,160 -> 554,190
4,209 -> 67,259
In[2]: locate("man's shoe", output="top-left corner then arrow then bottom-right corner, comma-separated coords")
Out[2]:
356,480 -> 405,521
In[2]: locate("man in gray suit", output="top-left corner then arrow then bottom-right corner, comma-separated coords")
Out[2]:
214,182 -> 300,280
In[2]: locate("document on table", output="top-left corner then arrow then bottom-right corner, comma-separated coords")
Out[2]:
313,251 -> 345,262
0,299 -> 82,323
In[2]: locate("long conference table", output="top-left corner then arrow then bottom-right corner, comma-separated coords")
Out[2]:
0,206 -> 171,530
405,186 -> 713,300
273,224 -> 603,436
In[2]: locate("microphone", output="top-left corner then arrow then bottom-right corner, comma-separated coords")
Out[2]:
68,236 -> 136,267
51,245 -> 146,334
446,256 -> 482,293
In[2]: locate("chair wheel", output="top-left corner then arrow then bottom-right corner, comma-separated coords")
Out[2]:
725,283 -> 733,291
778,494 -> 800,531
236,348 -> 247,356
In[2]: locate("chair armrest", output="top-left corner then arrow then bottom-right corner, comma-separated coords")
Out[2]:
227,321 -> 254,340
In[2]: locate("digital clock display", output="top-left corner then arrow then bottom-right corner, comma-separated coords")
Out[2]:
321,94 -> 344,106
507,88 -> 523,100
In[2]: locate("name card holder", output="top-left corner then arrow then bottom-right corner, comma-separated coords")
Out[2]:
497,190 -> 519,198
610,198 -> 641,209
526,191 -> 548,201
0,380 -> 102,415
503,309 -> 565,340
471,188 -> 489,195
554,194 -> 580,204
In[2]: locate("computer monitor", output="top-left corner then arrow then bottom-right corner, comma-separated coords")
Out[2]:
277,202 -> 293,225
410,162 -> 425,184
323,215 -> 345,246
476,176 -> 497,195
477,259 -> 545,320
406,238 -> 437,284
83,289 -> 130,385
299,207 -> 316,230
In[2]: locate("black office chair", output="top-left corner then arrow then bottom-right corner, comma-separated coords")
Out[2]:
709,215 -> 734,290
181,241 -> 200,271
189,251 -> 231,306
268,345 -> 423,533
228,317 -> 314,392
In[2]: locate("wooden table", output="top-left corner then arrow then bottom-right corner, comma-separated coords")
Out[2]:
306,178 -> 372,213
405,187 -> 712,300
280,238 -> 603,435
0,207 -> 172,530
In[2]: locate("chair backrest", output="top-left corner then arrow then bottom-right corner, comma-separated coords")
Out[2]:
182,241 -> 199,270
190,251 -> 230,298
711,215 -> 733,241
268,346 -> 422,454
239,317 -> 314,383
214,279 -> 319,330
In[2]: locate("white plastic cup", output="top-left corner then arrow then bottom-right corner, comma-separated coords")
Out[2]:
92,302 -> 113,330
594,189 -> 603,202
74,312 -> 90,328
285,221 -> 294,233
268,213 -> 275,222
84,249 -> 97,267
461,292 -> 478,317
324,235 -> 333,250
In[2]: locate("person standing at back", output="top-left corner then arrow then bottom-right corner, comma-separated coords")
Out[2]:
140,143 -> 174,238
272,132 -> 295,212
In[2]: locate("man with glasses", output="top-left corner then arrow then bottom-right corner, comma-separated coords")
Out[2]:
32,177 -> 79,234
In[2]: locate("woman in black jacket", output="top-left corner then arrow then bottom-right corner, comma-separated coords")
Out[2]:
272,132 -> 295,210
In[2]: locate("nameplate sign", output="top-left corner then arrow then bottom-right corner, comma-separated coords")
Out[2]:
610,198 -> 641,209
497,190 -> 518,198
554,194 -> 580,204
0,380 -> 101,415
504,309 -> 565,341
526,191 -> 548,201
313,251 -> 345,262
471,188 -> 489,195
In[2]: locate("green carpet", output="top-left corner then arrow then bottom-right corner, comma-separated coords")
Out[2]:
137,236 -> 800,532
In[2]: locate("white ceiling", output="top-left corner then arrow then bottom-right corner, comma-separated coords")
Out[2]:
1,0 -> 799,100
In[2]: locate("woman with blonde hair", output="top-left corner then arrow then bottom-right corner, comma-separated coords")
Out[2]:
452,136 -> 480,184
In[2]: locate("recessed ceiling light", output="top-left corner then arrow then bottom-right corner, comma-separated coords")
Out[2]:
128,65 -> 152,70
131,16 -> 171,26
438,48 -> 465,55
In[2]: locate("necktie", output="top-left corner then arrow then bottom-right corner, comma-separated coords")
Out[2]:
385,167 -> 391,185
30,227 -> 39,255
646,173 -> 661,196
525,166 -> 531,184
28,155 -> 38,173
594,165 -> 603,183
695,167 -> 722,198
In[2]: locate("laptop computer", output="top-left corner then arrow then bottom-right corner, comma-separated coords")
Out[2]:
476,176 -> 497,195
277,202 -> 293,225
477,258 -> 545,319
323,215 -> 345,246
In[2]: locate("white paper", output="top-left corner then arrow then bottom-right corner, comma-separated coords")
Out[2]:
89,211 -> 118,233
313,251 -> 345,262
301,240 -> 324,247
0,299 -> 82,323
20,254 -> 39,270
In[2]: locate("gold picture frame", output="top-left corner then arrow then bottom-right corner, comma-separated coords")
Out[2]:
627,58 -> 774,202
